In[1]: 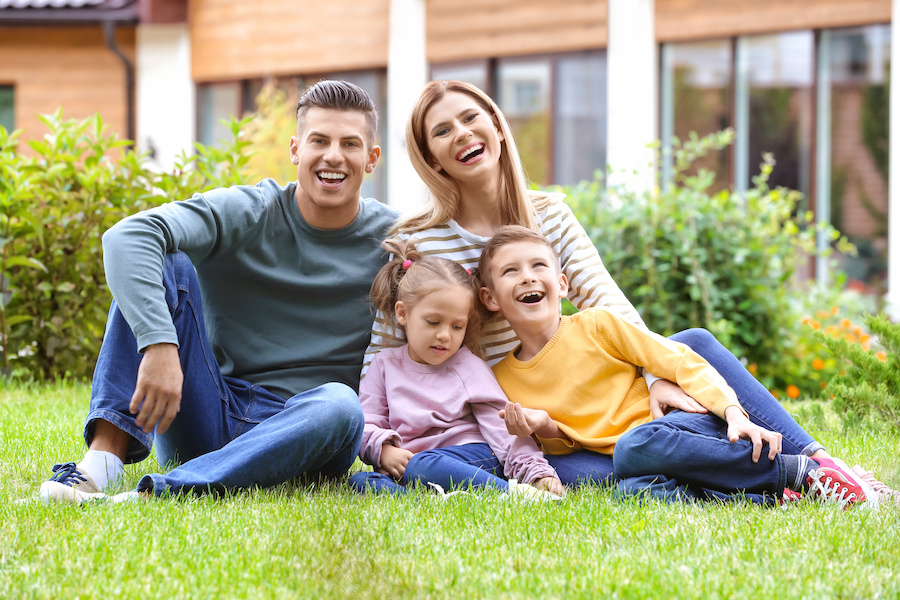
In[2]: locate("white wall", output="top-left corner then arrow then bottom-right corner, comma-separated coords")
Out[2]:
889,0 -> 900,320
136,24 -> 195,171
606,0 -> 657,192
386,0 -> 427,211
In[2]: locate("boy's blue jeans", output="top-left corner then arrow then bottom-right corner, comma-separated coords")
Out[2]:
348,443 -> 508,495
613,410 -> 786,506
85,252 -> 364,497
545,328 -> 823,489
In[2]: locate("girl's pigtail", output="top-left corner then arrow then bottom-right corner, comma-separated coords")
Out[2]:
370,238 -> 423,331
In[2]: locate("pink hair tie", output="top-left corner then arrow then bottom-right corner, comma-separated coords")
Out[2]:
466,269 -> 471,275
402,259 -> 413,270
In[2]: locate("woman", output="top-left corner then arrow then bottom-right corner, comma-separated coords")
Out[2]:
363,80 -> 895,499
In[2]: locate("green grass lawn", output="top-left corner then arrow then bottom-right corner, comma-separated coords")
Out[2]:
2,383 -> 899,599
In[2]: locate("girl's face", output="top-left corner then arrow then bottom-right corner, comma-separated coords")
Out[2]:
396,285 -> 472,366
423,91 -> 504,184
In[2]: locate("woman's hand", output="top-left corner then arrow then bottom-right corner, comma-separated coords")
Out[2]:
648,379 -> 708,419
379,443 -> 414,479
724,406 -> 782,462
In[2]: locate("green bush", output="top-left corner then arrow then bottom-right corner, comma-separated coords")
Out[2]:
559,130 -> 854,396
0,110 -> 251,381
819,313 -> 899,431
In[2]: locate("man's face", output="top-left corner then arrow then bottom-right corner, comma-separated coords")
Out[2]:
289,107 -> 380,229
480,241 -> 567,330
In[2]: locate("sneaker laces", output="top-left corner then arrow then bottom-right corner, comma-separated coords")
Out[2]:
852,465 -> 900,505
48,462 -> 89,487
807,468 -> 858,509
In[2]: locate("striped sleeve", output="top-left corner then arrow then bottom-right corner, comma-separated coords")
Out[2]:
538,197 -> 647,329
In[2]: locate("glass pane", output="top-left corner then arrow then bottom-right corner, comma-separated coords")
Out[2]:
745,32 -> 814,201
829,25 -> 891,296
0,86 -> 14,132
554,51 -> 606,185
496,59 -> 552,185
430,62 -> 489,93
197,82 -> 241,147
666,40 -> 732,191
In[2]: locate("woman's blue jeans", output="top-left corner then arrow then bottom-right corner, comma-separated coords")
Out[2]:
349,443 -> 508,495
85,252 -> 364,497
544,328 -> 822,489
613,410 -> 785,506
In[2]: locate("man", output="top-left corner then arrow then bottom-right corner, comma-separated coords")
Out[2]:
39,80 -> 399,502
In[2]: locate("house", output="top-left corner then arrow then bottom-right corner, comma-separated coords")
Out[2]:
1,0 -> 896,317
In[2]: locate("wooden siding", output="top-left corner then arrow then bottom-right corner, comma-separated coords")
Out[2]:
427,0 -> 607,62
0,26 -> 134,148
190,0 -> 390,82
657,0 -> 891,42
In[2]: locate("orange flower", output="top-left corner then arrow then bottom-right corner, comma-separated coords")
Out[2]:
810,320 -> 821,331
801,315 -> 813,325
876,351 -> 887,362
820,381 -> 828,390
747,363 -> 758,375
817,310 -> 830,319
812,358 -> 825,371
786,385 -> 801,399
770,389 -> 779,399
841,318 -> 851,329
831,306 -> 839,316
860,333 -> 871,343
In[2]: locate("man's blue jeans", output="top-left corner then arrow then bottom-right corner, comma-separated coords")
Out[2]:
85,252 -> 364,496
544,328 -> 822,489
348,443 -> 508,495
613,410 -> 786,506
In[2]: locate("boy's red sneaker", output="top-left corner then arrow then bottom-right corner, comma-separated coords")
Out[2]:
806,457 -> 879,509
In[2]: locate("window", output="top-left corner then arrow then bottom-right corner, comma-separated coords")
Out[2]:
197,82 -> 242,147
497,59 -> 552,184
661,40 -> 732,191
741,31 -> 814,201
826,25 -> 891,296
0,86 -> 13,133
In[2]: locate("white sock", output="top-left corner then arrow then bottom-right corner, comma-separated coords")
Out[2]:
78,450 -> 124,491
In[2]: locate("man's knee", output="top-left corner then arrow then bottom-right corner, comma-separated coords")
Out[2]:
318,382 -> 364,437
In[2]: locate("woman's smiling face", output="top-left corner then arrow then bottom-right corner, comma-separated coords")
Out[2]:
423,91 -> 504,182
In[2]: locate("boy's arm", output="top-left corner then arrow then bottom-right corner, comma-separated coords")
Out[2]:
592,309 -> 745,420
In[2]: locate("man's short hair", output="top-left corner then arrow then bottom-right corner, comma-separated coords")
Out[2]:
478,225 -> 557,289
296,80 -> 378,147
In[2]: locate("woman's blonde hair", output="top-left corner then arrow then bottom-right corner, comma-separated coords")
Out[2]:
370,238 -> 484,357
393,80 -> 553,235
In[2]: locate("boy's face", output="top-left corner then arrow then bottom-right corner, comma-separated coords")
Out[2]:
479,240 -> 568,329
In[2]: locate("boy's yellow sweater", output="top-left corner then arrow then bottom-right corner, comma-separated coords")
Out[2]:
491,308 -> 744,455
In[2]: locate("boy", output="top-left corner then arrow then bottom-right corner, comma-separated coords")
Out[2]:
478,225 -> 877,507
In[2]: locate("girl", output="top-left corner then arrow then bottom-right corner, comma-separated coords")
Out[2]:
350,239 -> 563,498
362,79 -> 898,504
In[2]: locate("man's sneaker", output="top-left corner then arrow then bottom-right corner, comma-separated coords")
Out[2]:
506,479 -> 563,502
806,457 -> 878,509
39,462 -> 106,505
852,465 -> 900,507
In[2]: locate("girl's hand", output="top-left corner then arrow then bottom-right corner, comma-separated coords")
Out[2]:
499,402 -> 552,438
534,476 -> 565,497
724,406 -> 782,462
648,379 -> 708,419
380,443 -> 414,479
